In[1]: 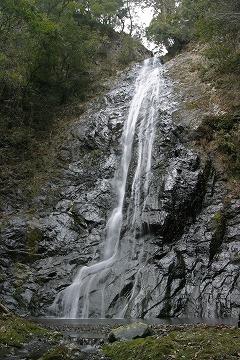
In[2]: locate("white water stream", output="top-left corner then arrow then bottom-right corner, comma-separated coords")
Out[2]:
51,57 -> 163,318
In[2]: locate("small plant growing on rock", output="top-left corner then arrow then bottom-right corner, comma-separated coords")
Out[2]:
26,228 -> 43,256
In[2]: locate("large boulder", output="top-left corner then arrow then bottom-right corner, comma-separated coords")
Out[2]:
108,322 -> 154,343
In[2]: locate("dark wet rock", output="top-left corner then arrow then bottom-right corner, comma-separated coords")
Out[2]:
108,323 -> 153,342
0,59 -> 239,320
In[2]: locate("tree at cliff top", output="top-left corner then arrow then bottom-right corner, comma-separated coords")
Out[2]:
146,0 -> 240,180
0,0 -> 98,127
0,0 -> 146,204
0,0 -> 142,130
146,0 -> 240,73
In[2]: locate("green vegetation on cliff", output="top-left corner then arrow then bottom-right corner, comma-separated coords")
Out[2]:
147,0 -> 240,73
146,0 -> 240,181
200,114 -> 240,179
0,0 -> 148,209
0,0 -> 141,123
103,326 -> 240,360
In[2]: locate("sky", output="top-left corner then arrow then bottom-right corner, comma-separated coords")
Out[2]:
136,6 -> 154,28
117,4 -> 161,52
133,5 -> 161,52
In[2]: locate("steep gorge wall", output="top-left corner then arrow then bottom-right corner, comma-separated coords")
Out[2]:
0,49 -> 239,319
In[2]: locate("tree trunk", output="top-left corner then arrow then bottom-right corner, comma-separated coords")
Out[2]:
126,0 -> 133,36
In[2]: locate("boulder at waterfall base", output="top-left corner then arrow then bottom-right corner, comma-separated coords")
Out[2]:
108,323 -> 153,342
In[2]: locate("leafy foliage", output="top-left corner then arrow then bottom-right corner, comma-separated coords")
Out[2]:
0,0 -> 103,124
0,0 -> 139,128
147,0 -> 240,69
201,113 -> 240,178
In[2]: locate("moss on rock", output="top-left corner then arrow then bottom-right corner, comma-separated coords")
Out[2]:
39,345 -> 70,360
26,228 -> 42,255
199,113 -> 240,180
103,327 -> 240,360
209,210 -> 226,261
0,315 -> 56,348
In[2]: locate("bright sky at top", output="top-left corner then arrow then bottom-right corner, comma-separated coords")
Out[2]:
137,6 -> 154,27
133,5 -> 160,52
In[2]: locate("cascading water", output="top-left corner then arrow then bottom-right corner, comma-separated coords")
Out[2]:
51,57 -> 165,318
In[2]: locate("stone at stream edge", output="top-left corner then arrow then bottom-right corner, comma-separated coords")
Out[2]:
108,323 -> 154,343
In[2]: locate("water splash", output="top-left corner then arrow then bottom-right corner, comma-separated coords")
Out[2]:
51,57 -> 163,318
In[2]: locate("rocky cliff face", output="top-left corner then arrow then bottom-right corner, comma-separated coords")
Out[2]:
0,50 -> 239,320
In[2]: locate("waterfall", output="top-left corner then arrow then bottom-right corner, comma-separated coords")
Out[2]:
51,57 -> 163,318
